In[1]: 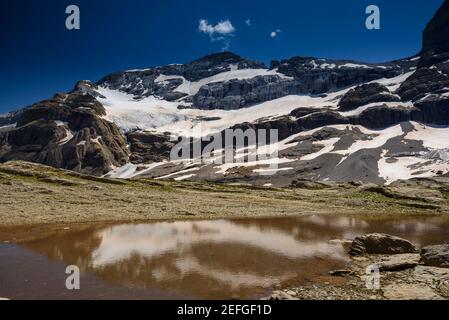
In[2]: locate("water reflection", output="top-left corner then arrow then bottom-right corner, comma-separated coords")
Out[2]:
21,215 -> 449,299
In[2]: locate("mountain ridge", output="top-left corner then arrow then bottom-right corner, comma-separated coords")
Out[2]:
1,0 -> 448,185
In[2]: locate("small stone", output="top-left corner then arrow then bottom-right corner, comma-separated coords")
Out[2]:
329,269 -> 354,277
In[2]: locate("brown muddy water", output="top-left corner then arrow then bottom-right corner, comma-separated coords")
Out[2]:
1,215 -> 449,300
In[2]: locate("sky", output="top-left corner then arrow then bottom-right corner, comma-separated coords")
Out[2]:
0,0 -> 444,114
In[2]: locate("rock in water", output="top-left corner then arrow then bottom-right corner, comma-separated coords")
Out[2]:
349,233 -> 417,256
420,244 -> 449,268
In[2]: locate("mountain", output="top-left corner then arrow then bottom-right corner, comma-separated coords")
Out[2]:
1,1 -> 449,185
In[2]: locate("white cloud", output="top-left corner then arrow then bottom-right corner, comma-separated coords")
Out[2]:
245,19 -> 252,27
199,19 -> 236,50
270,29 -> 282,38
199,19 -> 235,37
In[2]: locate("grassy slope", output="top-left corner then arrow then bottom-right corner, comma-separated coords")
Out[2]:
0,161 -> 447,229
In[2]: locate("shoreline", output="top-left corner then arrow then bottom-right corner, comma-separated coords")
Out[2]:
1,161 -> 449,241
1,211 -> 448,244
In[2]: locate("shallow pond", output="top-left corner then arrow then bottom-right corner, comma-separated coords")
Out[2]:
1,215 -> 449,299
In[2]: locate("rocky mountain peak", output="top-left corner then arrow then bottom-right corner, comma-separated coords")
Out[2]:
420,0 -> 449,66
422,0 -> 449,54
193,52 -> 246,64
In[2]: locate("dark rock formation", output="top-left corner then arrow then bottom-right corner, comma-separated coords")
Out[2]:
349,233 -> 418,256
420,0 -> 449,67
192,75 -> 300,110
351,105 -> 414,129
339,83 -> 399,111
397,67 -> 449,101
127,131 -> 175,163
415,96 -> 449,125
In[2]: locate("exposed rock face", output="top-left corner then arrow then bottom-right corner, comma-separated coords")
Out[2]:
0,85 -> 129,175
339,83 -> 399,111
414,96 -> 449,126
420,0 -> 449,67
127,131 -> 174,163
273,57 -> 404,91
191,58 -> 413,110
421,244 -> 449,268
349,233 -> 417,256
397,67 -> 449,101
351,105 -> 414,129
192,75 -> 300,110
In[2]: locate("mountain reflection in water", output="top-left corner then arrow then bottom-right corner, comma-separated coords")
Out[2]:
16,215 -> 449,299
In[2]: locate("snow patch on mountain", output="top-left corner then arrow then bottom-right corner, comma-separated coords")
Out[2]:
172,67 -> 293,96
406,122 -> 449,149
98,87 -> 334,137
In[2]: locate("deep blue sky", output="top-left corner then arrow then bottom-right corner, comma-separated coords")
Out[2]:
0,0 -> 444,113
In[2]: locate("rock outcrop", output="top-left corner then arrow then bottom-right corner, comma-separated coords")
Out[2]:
127,131 -> 175,163
339,83 -> 399,111
0,84 -> 129,175
397,67 -> 449,101
420,0 -> 449,67
421,244 -> 449,268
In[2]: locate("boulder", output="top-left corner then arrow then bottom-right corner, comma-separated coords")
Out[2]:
349,233 -> 417,256
420,244 -> 449,268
